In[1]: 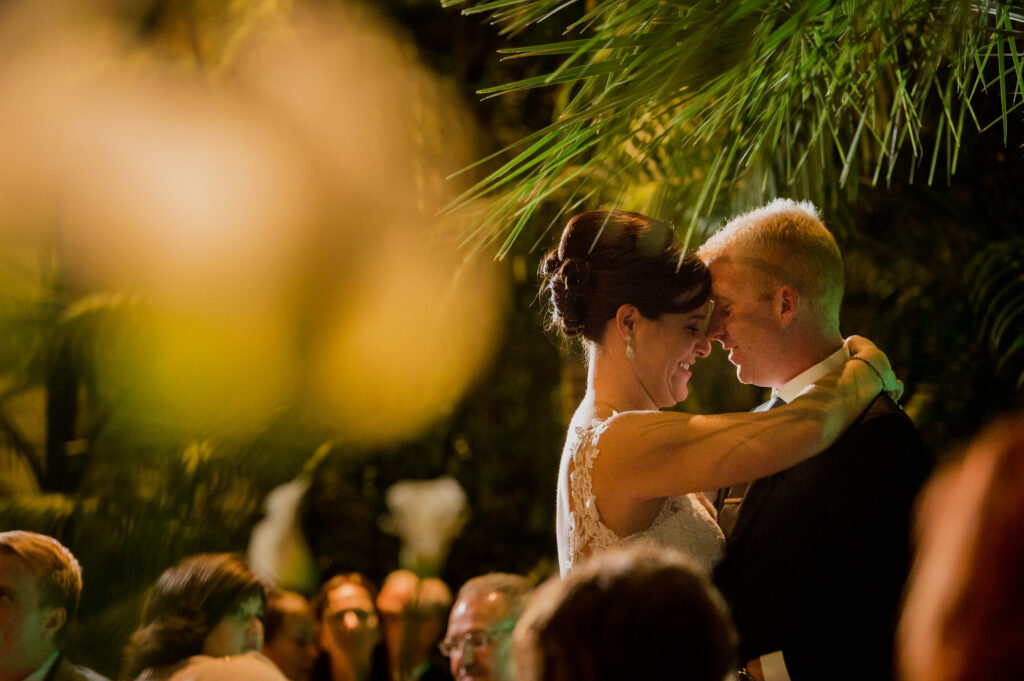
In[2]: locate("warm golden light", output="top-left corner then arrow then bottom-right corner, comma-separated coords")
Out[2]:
0,0 -> 502,443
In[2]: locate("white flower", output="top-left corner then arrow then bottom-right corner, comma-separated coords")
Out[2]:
381,476 -> 468,576
248,477 -> 318,592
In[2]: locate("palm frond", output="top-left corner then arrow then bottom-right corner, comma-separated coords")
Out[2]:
966,240 -> 1024,390
444,0 -> 1024,256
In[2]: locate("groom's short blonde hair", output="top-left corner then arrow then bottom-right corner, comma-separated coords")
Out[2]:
697,198 -> 843,329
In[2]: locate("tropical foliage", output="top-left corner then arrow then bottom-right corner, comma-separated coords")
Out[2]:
442,0 -> 1024,252
440,0 -> 1024,402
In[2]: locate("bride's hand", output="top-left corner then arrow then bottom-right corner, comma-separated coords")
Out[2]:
845,335 -> 904,402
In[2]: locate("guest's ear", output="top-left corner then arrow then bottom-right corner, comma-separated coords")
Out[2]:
777,285 -> 799,326
41,606 -> 67,640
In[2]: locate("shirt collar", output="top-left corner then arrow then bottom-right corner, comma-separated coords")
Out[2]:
22,651 -> 60,681
775,344 -> 850,404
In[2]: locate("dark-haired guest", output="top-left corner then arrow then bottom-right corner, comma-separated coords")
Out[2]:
376,570 -> 452,681
538,208 -> 901,575
311,574 -> 388,681
122,553 -> 284,681
0,530 -> 110,681
263,590 -> 318,681
514,544 -> 736,681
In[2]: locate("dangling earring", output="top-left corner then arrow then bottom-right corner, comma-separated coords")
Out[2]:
625,334 -> 635,360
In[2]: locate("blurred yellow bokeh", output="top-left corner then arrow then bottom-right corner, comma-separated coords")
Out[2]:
0,0 -> 503,443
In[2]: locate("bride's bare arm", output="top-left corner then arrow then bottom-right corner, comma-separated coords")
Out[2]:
597,336 -> 895,499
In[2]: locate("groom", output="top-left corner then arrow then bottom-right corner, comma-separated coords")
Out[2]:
698,200 -> 931,681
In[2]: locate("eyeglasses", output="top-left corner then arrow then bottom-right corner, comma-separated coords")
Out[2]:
438,626 -> 513,657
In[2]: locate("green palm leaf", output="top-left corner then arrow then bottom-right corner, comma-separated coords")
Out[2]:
443,0 -> 1024,257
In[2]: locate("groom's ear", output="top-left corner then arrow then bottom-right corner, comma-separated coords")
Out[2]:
777,285 -> 799,326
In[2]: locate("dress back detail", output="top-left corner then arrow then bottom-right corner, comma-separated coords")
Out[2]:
556,416 -> 725,576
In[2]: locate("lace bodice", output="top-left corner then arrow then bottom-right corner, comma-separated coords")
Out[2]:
556,416 -> 725,576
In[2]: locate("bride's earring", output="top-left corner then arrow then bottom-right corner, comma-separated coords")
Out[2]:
625,334 -> 635,360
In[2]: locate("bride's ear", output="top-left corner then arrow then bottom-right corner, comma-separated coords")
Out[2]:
614,304 -> 638,339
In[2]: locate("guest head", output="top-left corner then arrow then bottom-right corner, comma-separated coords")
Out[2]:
443,573 -> 532,681
376,570 -> 452,681
514,545 -> 736,681
0,531 -> 83,681
262,590 -> 318,681
899,414 -> 1024,681
122,553 -> 266,678
540,209 -> 712,406
311,573 -> 381,681
698,198 -> 845,388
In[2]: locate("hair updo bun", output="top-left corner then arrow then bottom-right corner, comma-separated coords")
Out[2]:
538,209 -> 711,342
541,254 -> 593,338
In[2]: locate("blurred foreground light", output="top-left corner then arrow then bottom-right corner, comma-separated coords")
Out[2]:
89,303 -> 295,435
0,0 -> 503,443
311,230 -> 502,444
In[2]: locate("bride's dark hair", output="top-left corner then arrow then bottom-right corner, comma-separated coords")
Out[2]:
539,210 -> 711,342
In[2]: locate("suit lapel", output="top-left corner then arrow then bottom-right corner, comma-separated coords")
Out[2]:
726,473 -> 778,544
722,395 -> 787,543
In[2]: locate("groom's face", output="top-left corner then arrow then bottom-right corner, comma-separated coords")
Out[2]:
706,260 -> 787,388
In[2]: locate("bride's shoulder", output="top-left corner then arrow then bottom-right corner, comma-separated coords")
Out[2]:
602,408 -> 687,430
597,409 -> 697,453
577,410 -> 646,453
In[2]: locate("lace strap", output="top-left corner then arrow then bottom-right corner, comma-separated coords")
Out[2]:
564,419 -> 617,570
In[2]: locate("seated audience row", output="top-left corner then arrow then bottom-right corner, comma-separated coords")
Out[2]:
6,413 -> 1023,681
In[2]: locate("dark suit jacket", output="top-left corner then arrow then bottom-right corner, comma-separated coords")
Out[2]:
47,655 -> 111,681
713,395 -> 931,681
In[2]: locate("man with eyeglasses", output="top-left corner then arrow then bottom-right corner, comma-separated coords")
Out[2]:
440,574 -> 531,681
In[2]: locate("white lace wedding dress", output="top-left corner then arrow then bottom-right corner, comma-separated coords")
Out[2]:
556,416 -> 725,576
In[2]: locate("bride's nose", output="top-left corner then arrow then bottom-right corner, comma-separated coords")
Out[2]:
695,329 -> 711,358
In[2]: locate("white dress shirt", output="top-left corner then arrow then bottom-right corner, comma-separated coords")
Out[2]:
22,651 -> 60,681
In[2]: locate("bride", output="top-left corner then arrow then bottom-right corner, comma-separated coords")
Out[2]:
540,210 -> 899,575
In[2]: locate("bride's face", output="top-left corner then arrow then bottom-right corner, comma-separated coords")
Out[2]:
631,301 -> 712,407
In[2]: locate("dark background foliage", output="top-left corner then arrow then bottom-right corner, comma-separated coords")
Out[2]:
0,1 -> 1021,679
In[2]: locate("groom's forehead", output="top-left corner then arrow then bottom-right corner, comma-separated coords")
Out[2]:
710,252 -> 786,290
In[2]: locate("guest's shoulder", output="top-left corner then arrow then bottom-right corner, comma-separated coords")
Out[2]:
157,653 -> 289,681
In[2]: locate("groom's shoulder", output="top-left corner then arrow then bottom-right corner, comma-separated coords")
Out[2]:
841,394 -> 930,465
855,393 -> 918,433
